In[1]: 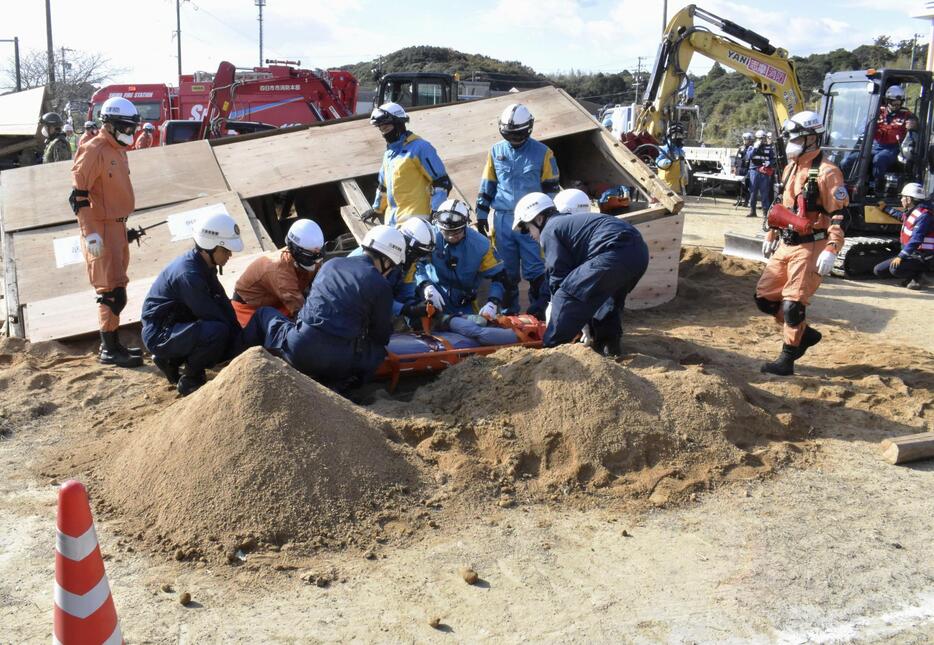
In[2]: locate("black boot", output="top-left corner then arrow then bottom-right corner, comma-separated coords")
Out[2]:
152,355 -> 181,385
100,331 -> 143,358
746,207 -> 757,218
761,344 -> 797,376
99,331 -> 143,368
792,326 -> 822,360
177,371 -> 206,396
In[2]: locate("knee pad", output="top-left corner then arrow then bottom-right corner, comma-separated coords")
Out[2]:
782,300 -> 806,326
754,295 -> 780,316
96,289 -> 125,315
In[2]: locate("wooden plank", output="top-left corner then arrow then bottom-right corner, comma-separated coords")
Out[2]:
0,139 -> 228,233
12,191 -> 261,307
0,86 -> 46,136
1,213 -> 23,338
627,213 -> 684,310
881,432 -> 934,465
618,205 -> 670,226
214,86 -> 599,201
590,129 -> 683,215
241,199 -> 276,252
338,180 -> 373,244
25,252 -> 264,343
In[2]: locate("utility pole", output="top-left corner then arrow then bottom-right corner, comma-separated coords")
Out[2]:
45,0 -> 56,87
910,33 -> 922,70
634,56 -> 646,103
255,0 -> 266,67
662,0 -> 668,33
59,46 -> 73,88
0,37 -> 22,91
176,0 -> 183,76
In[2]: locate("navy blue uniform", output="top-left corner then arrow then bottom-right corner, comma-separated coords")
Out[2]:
745,142 -> 775,215
259,255 -> 394,388
540,214 -> 649,347
141,249 -> 245,377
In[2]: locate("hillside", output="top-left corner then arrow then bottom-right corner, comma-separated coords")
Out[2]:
342,38 -> 928,145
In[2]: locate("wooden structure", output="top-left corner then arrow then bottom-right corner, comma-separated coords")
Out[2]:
1,86 -> 684,342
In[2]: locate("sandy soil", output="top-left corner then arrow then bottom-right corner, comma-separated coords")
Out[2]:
1,247 -> 932,644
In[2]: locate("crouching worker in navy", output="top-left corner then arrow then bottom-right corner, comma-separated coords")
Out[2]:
255,225 -> 405,391
512,192 -> 649,357
142,213 -> 257,396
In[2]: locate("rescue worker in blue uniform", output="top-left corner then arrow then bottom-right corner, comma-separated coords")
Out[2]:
360,102 -> 452,227
349,216 -> 437,325
513,192 -> 649,357
745,129 -> 776,218
873,182 -> 933,289
416,199 -> 508,318
733,132 -> 754,207
257,225 -> 406,391
656,123 -> 687,195
476,103 -> 560,317
141,212 -> 250,396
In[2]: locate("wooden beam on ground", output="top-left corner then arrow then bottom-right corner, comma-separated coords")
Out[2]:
589,129 -> 683,215
881,432 -> 934,465
339,179 -> 373,244
618,205 -> 671,226
1,213 -> 23,338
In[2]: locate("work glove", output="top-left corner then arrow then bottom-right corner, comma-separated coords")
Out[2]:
815,249 -> 836,276
580,324 -> 593,346
84,233 -> 103,258
402,302 -> 428,319
478,301 -> 498,320
545,301 -> 553,326
890,256 -> 902,269
475,219 -> 489,238
359,208 -> 382,225
423,284 -> 445,310
762,237 -> 779,259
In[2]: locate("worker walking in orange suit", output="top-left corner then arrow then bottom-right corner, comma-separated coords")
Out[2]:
755,111 -> 848,376
134,122 -> 155,149
69,97 -> 143,368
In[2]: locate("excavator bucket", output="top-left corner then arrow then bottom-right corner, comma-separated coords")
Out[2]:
722,231 -> 767,263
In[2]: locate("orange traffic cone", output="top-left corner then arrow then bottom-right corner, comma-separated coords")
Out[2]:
54,480 -> 123,645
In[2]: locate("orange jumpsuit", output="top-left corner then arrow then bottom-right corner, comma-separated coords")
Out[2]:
134,132 -> 153,150
755,149 -> 847,346
71,132 -> 135,332
231,249 -> 316,326
77,130 -> 97,149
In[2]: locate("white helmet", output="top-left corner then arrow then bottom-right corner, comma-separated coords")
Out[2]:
885,85 -> 906,101
499,103 -> 534,145
900,182 -> 926,200
554,188 -> 592,215
370,102 -> 409,126
512,192 -> 557,231
193,212 -> 244,252
742,131 -> 754,142
286,219 -> 325,270
754,129 -> 767,139
63,123 -> 74,134
434,199 -> 471,232
782,110 -> 825,139
100,97 -> 140,127
143,122 -> 154,132
361,225 -> 406,266
398,216 -> 436,259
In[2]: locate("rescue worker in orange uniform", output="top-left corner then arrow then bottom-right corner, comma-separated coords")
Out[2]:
70,96 -> 143,368
231,218 -> 325,326
78,121 -> 100,149
755,111 -> 848,376
134,122 -> 155,149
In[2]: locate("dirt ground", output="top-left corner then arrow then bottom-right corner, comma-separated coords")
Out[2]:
1,208 -> 933,642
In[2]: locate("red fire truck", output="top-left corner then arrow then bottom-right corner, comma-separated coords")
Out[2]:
88,61 -> 358,146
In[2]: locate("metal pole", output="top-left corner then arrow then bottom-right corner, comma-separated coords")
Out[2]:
60,46 -> 66,87
13,36 -> 20,91
45,0 -> 55,87
176,0 -> 182,76
662,0 -> 668,33
256,0 -> 266,67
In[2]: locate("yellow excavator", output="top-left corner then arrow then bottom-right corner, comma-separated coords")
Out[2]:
633,4 -> 928,277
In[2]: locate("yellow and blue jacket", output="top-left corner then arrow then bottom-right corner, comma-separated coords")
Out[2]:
373,132 -> 452,225
476,138 -> 560,220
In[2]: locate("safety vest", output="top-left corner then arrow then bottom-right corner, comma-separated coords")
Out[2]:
900,205 -> 934,251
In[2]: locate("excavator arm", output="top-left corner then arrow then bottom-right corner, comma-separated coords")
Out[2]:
635,5 -> 806,142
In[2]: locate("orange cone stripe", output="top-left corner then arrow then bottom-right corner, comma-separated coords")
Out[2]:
55,547 -> 106,594
53,604 -> 122,645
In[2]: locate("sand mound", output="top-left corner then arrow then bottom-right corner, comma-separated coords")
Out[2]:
99,348 -> 422,559
375,344 -> 797,504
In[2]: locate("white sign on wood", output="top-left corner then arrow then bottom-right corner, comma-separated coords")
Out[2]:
52,235 -> 85,268
167,202 -> 231,241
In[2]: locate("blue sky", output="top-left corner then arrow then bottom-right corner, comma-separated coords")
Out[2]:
2,0 -> 931,88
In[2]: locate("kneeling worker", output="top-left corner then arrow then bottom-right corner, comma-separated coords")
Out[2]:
258,225 -> 405,390
513,192 -> 649,357
231,219 -> 324,325
873,182 -> 933,290
141,213 -> 246,396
